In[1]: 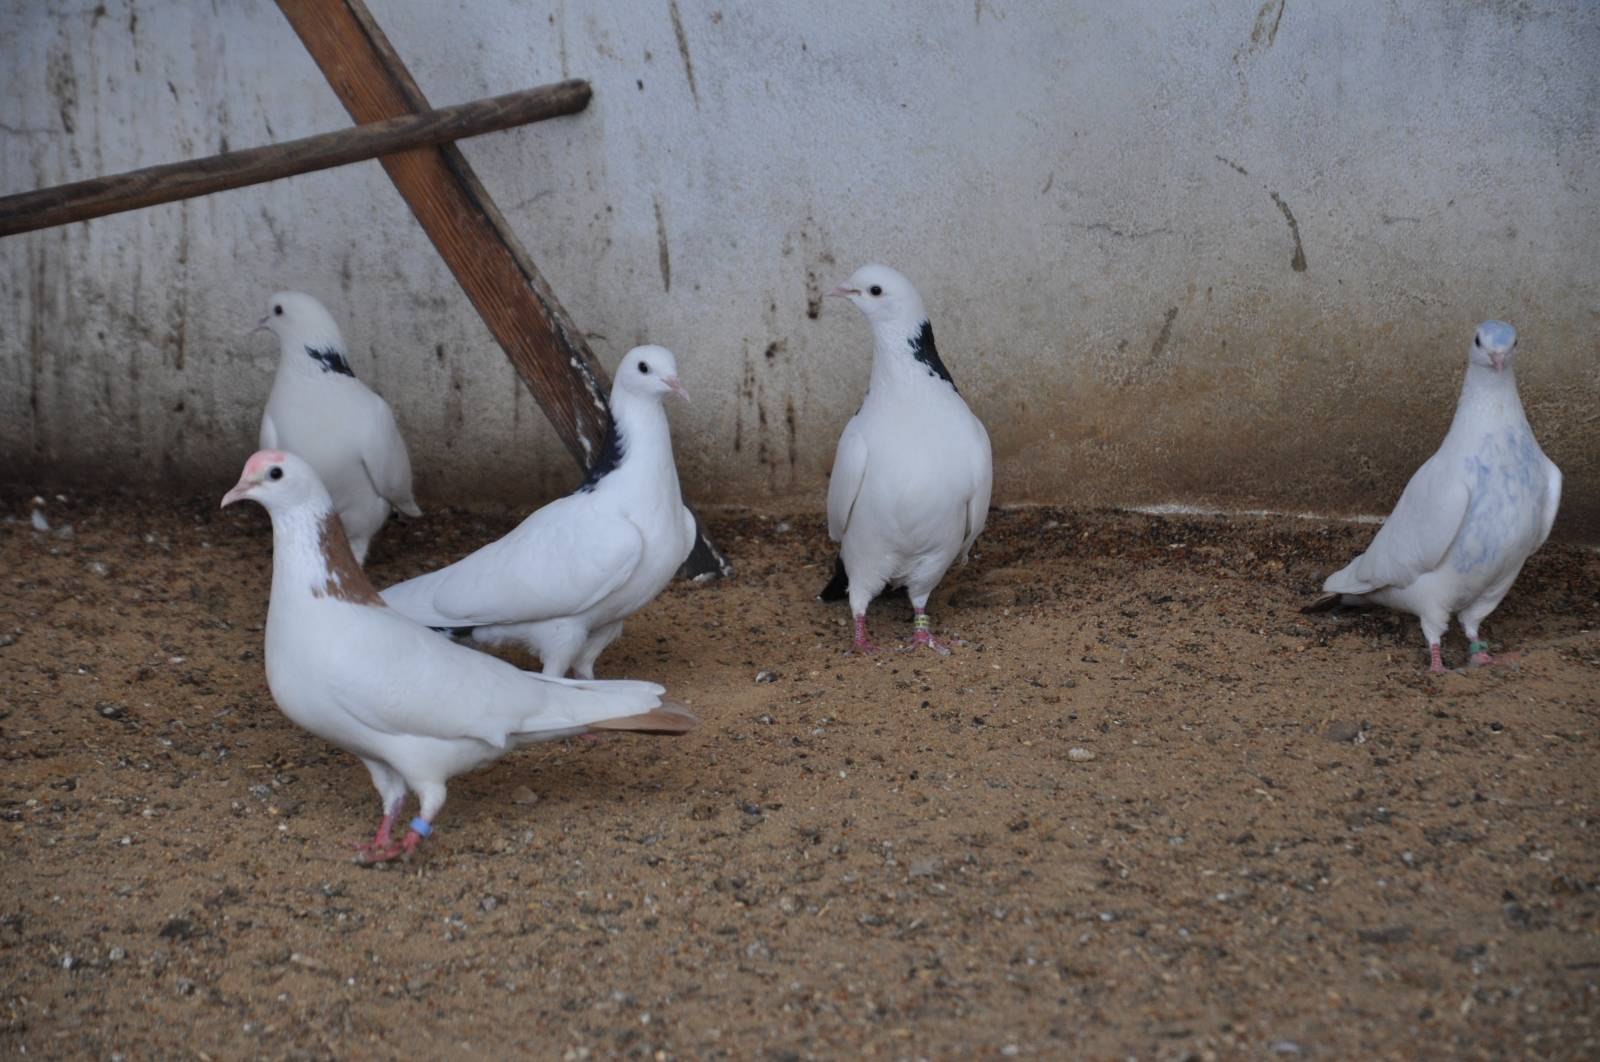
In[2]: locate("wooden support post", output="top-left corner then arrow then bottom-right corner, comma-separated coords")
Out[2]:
0,82 -> 590,238
275,0 -> 730,578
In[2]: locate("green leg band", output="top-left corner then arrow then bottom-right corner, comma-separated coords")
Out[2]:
913,613 -> 931,633
1468,640 -> 1490,654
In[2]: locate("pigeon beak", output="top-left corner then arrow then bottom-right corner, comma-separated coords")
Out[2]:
826,286 -> 858,299
250,316 -> 271,336
220,479 -> 254,509
1490,351 -> 1506,373
664,377 -> 691,403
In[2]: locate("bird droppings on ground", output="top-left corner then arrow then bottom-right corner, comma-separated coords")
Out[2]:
1,492 -> 1597,1059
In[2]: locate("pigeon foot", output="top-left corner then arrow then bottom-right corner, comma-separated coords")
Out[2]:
352,809 -> 400,860
355,819 -> 428,865
852,615 -> 879,654
1468,640 -> 1520,668
1428,643 -> 1446,674
910,610 -> 952,656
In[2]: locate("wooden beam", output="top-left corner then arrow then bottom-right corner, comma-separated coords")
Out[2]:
0,82 -> 590,239
275,0 -> 731,578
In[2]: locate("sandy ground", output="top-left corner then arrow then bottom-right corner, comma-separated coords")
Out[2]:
1,488 -> 1597,1060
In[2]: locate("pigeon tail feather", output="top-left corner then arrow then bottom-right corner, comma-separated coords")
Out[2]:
588,699 -> 699,735
1300,592 -> 1342,614
818,554 -> 849,602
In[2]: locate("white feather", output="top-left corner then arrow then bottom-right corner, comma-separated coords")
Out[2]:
382,346 -> 695,679
258,292 -> 420,566
1322,321 -> 1561,653
222,450 -> 692,845
825,265 -> 993,619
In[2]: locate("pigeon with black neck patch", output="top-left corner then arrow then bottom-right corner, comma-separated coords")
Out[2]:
257,291 -> 421,565
222,450 -> 696,864
1304,321 -> 1562,672
819,264 -> 992,654
382,345 -> 696,679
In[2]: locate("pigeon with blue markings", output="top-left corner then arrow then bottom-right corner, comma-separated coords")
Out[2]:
819,264 -> 993,654
1305,321 -> 1562,672
221,450 -> 696,864
257,292 -> 421,566
382,346 -> 696,679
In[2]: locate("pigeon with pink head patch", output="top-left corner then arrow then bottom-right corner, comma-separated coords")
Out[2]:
257,292 -> 421,565
1305,321 -> 1562,672
381,345 -> 697,679
222,450 -> 697,864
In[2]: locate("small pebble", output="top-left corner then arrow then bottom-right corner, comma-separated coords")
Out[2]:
511,786 -> 540,806
1067,747 -> 1096,762
755,670 -> 779,684
30,508 -> 50,533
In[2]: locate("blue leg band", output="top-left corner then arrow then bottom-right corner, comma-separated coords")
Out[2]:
409,817 -> 432,837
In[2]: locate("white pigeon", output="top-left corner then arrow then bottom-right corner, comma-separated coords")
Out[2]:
257,291 -> 421,566
819,264 -> 993,654
1307,320 -> 1561,672
221,449 -> 697,864
381,345 -> 696,679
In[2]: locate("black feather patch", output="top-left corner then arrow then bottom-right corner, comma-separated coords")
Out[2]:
578,416 -> 626,491
305,345 -> 355,377
818,554 -> 849,602
908,320 -> 957,391
434,625 -> 477,637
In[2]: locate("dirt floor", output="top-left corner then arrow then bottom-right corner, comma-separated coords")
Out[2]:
1,487 -> 1597,1060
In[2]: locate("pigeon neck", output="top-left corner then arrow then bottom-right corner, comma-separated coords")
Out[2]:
267,505 -> 384,605
585,389 -> 680,497
280,338 -> 355,379
870,318 -> 958,395
1452,362 -> 1525,432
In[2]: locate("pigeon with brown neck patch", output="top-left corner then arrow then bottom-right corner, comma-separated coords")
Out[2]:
222,450 -> 697,864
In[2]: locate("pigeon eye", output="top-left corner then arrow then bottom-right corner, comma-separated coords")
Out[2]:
869,285 -> 883,297
273,305 -> 283,316
267,466 -> 284,481
1474,334 -> 1482,348
638,361 -> 650,374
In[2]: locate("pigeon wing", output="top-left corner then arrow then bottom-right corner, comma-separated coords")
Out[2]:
960,421 -> 993,560
1325,453 -> 1470,595
826,417 -> 869,542
321,612 -> 663,747
383,496 -> 644,628
358,393 -> 421,517
1535,459 -> 1563,550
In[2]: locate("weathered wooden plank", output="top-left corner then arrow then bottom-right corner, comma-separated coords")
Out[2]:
276,0 -> 731,578
0,82 -> 591,239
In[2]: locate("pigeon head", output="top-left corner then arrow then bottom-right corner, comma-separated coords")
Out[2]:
221,450 -> 331,513
258,292 -> 345,352
828,264 -> 927,330
616,345 -> 690,402
1470,320 -> 1517,374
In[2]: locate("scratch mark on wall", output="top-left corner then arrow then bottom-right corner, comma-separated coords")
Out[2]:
1268,190 -> 1308,272
1251,0 -> 1287,49
653,196 -> 671,292
667,0 -> 700,105
1215,155 -> 1249,176
1041,171 -> 1054,194
1075,221 -> 1173,240
1151,307 -> 1179,359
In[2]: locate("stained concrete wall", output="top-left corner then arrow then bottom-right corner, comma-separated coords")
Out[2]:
3,1 -> 1597,535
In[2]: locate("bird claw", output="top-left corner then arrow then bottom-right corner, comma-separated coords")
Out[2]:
852,639 -> 880,655
1470,650 -> 1520,668
354,830 -> 423,866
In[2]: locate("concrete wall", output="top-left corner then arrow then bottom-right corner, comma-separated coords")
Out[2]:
3,1 -> 1597,535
